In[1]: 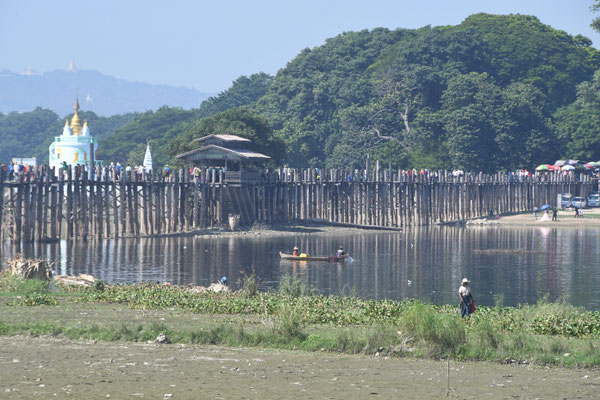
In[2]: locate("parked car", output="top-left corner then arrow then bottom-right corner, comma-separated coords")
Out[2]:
588,193 -> 600,207
560,194 -> 572,209
571,196 -> 586,209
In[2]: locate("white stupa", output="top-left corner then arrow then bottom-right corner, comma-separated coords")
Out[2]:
49,97 -> 103,172
143,143 -> 153,171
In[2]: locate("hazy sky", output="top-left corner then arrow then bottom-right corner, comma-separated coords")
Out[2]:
2,0 -> 599,93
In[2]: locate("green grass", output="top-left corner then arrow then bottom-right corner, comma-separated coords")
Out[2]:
3,275 -> 600,366
0,275 -> 50,295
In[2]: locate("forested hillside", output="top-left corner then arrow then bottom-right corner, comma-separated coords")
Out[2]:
2,14 -> 599,172
253,13 -> 600,171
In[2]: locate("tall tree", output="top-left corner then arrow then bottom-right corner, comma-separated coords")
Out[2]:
592,0 -> 600,32
554,70 -> 600,161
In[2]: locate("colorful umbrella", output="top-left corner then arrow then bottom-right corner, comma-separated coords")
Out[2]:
548,165 -> 561,171
535,164 -> 550,171
562,165 -> 575,171
554,160 -> 567,167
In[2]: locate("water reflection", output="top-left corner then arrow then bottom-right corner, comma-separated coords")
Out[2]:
2,225 -> 600,310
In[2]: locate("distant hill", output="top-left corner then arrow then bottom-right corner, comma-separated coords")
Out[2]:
0,68 -> 213,116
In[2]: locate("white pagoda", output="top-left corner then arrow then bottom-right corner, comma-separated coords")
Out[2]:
143,143 -> 153,171
49,98 -> 102,172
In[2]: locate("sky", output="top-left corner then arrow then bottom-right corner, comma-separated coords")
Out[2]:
2,0 -> 599,93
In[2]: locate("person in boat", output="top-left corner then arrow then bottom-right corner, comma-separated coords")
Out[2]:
336,246 -> 346,258
292,246 -> 300,257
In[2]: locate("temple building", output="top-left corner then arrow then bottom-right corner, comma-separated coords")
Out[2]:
49,98 -> 102,172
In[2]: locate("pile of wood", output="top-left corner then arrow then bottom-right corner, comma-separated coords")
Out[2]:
187,282 -> 230,293
54,274 -> 97,287
2,255 -> 53,280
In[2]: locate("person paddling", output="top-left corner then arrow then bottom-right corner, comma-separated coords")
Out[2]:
292,246 -> 300,257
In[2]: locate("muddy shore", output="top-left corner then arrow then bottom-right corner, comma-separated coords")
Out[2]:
178,210 -> 600,242
2,336 -> 599,399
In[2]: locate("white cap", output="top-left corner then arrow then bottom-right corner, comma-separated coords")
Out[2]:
462,278 -> 470,284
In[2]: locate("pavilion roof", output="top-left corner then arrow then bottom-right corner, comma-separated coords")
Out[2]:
175,144 -> 270,162
192,134 -> 251,144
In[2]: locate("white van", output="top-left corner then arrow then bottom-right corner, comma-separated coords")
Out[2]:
588,193 -> 600,207
571,197 -> 586,209
560,194 -> 572,209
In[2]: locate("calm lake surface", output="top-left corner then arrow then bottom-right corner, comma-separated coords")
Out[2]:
2,225 -> 600,310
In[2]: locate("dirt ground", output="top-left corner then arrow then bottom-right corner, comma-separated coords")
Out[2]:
0,336 -> 598,399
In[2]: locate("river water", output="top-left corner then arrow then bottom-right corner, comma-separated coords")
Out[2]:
2,225 -> 600,310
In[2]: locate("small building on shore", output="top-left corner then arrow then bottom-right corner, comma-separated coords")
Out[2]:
175,134 -> 270,183
49,98 -> 102,172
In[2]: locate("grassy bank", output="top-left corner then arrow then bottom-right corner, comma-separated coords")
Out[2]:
1,275 -> 600,367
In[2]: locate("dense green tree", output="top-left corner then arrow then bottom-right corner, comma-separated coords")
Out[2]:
439,73 -> 504,171
97,106 -> 199,166
0,108 -> 58,163
554,70 -> 600,161
436,73 -> 557,172
254,28 -> 408,167
593,0 -> 600,32
197,73 -> 272,117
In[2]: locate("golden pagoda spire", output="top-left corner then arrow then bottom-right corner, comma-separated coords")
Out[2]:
70,97 -> 82,136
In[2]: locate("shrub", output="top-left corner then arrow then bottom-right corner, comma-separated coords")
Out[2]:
399,303 -> 466,356
335,329 -> 364,353
274,303 -> 306,340
364,324 -> 398,354
20,293 -> 57,306
279,275 -> 311,298
0,276 -> 49,294
238,272 -> 259,298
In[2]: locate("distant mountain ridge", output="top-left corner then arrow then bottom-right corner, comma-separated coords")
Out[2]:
0,68 -> 213,116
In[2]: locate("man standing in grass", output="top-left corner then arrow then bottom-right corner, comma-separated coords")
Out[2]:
458,278 -> 474,318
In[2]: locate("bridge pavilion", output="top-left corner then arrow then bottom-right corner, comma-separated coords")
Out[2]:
175,134 -> 270,184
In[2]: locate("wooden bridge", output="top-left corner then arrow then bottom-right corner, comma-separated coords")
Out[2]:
0,166 -> 597,243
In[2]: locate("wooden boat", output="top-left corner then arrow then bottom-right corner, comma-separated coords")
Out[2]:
279,251 -> 346,262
